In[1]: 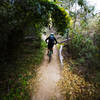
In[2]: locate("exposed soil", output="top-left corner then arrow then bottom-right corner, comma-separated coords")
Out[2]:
32,46 -> 64,100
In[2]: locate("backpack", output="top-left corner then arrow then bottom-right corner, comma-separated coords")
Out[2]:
49,35 -> 55,43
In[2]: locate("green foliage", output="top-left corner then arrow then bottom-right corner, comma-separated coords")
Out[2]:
38,1 -> 72,35
0,0 -> 71,99
59,0 -> 94,31
0,0 -> 71,62
94,33 -> 100,49
78,0 -> 85,7
0,39 -> 46,100
51,7 -> 71,35
67,33 -> 100,68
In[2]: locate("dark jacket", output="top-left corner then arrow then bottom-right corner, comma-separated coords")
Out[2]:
45,35 -> 57,49
45,35 -> 57,44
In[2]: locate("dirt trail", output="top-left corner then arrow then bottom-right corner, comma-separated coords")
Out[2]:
32,46 -> 64,100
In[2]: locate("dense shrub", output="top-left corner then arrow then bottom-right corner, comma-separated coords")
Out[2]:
94,33 -> 100,49
67,33 -> 100,68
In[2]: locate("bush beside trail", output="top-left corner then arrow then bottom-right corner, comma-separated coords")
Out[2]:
0,39 -> 46,100
66,33 -> 100,69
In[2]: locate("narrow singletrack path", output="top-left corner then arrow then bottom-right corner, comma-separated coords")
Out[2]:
32,46 -> 64,100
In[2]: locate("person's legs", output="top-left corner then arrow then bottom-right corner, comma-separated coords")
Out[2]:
47,43 -> 54,54
47,44 -> 50,55
52,43 -> 54,53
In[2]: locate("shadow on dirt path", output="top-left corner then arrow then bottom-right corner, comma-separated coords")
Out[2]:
32,46 -> 64,100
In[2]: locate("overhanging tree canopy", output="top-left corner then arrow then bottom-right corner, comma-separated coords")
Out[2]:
14,0 -> 72,35
0,0 -> 72,58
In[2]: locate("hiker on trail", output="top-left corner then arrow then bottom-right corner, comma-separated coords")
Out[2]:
45,33 -> 57,54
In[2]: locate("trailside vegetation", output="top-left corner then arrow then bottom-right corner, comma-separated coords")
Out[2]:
57,0 -> 100,99
0,0 -> 71,100
0,0 -> 71,63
